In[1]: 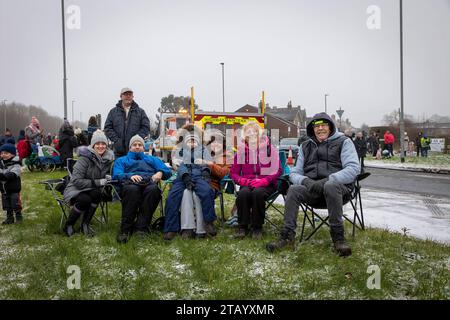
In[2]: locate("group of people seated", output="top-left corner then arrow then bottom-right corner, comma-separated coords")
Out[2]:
13,110 -> 360,257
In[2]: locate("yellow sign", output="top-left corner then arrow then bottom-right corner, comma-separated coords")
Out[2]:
195,116 -> 264,126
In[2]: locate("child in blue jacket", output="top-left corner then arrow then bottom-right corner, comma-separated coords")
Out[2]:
163,124 -> 217,240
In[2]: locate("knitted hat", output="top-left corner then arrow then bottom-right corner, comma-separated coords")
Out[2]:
0,143 -> 16,156
90,130 -> 108,147
129,134 -> 145,148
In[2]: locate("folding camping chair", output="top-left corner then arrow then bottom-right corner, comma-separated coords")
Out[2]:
263,150 -> 291,229
298,172 -> 371,242
221,150 -> 291,229
39,178 -> 71,230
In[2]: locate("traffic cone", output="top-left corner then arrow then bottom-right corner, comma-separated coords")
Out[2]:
287,146 -> 294,165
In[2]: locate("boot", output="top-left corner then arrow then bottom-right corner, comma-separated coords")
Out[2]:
204,222 -> 217,237
15,212 -> 23,223
163,232 -> 178,241
330,225 -> 352,257
252,228 -> 263,240
81,206 -> 97,237
117,232 -> 130,244
63,206 -> 83,237
2,211 -> 14,225
234,226 -> 248,239
181,229 -> 195,240
266,229 -> 295,253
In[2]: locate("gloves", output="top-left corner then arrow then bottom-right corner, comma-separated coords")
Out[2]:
311,178 -> 328,194
302,178 -> 315,190
249,179 -> 270,189
182,173 -> 195,191
95,179 -> 107,187
237,178 -> 250,187
303,178 -> 327,194
202,169 -> 211,182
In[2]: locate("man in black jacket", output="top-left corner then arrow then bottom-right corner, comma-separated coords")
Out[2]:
104,88 -> 150,157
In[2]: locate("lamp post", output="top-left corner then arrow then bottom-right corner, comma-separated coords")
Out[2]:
220,62 -> 225,112
336,107 -> 344,132
1,99 -> 7,133
324,94 -> 329,114
61,0 -> 68,120
399,0 -> 406,163
71,100 -> 75,124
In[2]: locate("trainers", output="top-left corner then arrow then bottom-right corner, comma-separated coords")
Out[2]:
181,229 -> 195,240
196,233 -> 206,239
234,226 -> 247,239
163,231 -> 177,241
252,229 -> 263,240
116,233 -> 130,244
225,215 -> 238,226
204,222 -> 217,237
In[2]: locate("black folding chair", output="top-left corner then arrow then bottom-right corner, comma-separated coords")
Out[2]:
65,158 -> 118,225
298,172 -> 371,242
39,178 -> 70,230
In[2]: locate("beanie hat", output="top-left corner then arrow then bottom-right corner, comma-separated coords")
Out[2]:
90,130 -> 108,147
0,143 -> 17,156
129,134 -> 145,148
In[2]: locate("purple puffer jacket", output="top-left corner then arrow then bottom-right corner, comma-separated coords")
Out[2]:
230,137 -> 282,187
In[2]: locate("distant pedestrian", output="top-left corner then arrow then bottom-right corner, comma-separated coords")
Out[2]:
0,129 -> 15,147
384,130 -> 395,157
420,134 -> 431,157
58,120 -> 78,168
87,116 -> 100,145
25,116 -> 44,146
415,132 -> 422,157
353,132 -> 367,172
368,132 -> 380,157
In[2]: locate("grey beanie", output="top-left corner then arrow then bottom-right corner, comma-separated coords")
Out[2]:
129,134 -> 145,148
90,130 -> 108,147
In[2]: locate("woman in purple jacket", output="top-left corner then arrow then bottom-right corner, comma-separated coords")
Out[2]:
230,121 -> 282,240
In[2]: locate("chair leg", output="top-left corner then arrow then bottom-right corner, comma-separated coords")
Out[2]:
219,192 -> 225,228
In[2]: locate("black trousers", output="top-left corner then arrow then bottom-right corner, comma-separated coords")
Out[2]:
71,189 -> 102,211
120,183 -> 161,234
1,192 -> 21,213
236,185 -> 277,230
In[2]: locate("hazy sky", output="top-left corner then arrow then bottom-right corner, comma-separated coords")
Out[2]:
1,0 -> 449,127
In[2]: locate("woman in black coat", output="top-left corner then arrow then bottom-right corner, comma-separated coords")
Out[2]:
58,121 -> 78,168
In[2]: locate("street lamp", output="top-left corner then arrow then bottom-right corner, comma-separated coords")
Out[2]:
71,100 -> 75,124
61,0 -> 68,119
1,99 -> 7,133
336,107 -> 344,132
324,94 -> 329,114
220,62 -> 225,112
399,0 -> 406,163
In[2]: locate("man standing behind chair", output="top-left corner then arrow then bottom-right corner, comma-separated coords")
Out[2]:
266,113 -> 360,257
104,88 -> 150,158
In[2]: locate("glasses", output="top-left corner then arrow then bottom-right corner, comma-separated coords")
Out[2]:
313,123 -> 329,129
